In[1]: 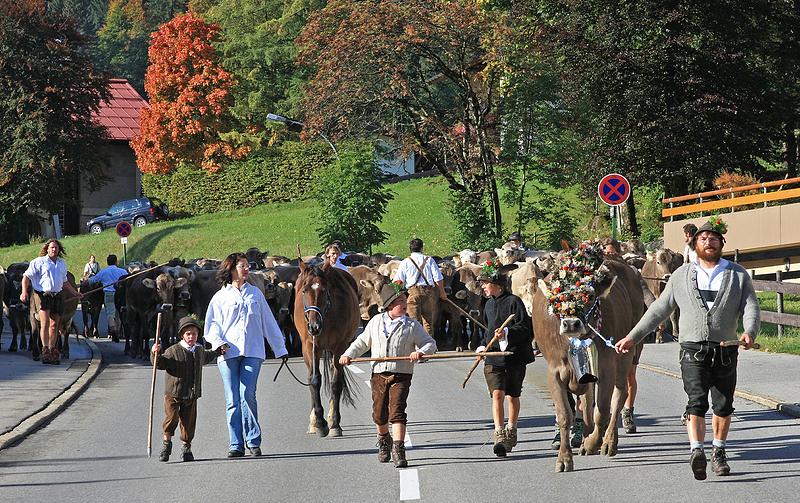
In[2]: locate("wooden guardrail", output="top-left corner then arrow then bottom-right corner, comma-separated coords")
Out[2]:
662,177 -> 800,220
752,271 -> 800,336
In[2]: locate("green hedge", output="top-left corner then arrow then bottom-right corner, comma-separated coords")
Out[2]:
142,141 -> 336,216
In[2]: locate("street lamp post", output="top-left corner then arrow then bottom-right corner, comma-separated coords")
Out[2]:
266,113 -> 338,157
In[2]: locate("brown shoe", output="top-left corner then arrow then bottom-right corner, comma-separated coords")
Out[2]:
377,433 -> 392,463
391,440 -> 408,468
711,446 -> 730,476
493,430 -> 507,457
503,426 -> 516,452
622,407 -> 636,433
41,346 -> 51,364
51,347 -> 61,365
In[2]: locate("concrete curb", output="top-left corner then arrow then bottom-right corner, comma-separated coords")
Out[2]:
0,337 -> 103,451
639,363 -> 800,420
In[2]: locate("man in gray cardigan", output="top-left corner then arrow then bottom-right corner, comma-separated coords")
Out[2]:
615,217 -> 759,481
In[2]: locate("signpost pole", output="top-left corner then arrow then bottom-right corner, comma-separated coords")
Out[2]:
610,205 -> 617,240
116,221 -> 132,267
123,241 -> 127,267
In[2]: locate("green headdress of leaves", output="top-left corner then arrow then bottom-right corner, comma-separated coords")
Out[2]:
706,215 -> 728,235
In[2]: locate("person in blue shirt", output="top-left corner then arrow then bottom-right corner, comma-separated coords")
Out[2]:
89,255 -> 128,340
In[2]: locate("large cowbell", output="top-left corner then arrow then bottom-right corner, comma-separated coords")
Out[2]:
568,337 -> 598,384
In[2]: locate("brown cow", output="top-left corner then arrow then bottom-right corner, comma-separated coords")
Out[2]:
641,248 -> 683,342
349,265 -> 386,321
533,254 -> 644,472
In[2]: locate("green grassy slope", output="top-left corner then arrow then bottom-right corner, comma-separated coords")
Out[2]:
2,176 -> 589,276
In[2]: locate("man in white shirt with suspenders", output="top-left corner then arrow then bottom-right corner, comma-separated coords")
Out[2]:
392,238 -> 447,337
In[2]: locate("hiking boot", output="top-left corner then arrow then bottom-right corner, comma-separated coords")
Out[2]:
392,440 -> 408,468
711,446 -> 730,476
182,443 -> 194,462
505,425 -> 518,451
51,347 -> 61,365
690,448 -> 707,480
493,430 -> 507,457
570,418 -> 584,448
248,446 -> 262,457
41,346 -> 51,364
227,449 -> 245,458
377,433 -> 392,463
551,424 -> 561,450
159,440 -> 172,462
622,407 -> 636,433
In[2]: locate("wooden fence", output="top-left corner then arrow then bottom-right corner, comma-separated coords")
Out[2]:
751,270 -> 800,336
662,176 -> 800,220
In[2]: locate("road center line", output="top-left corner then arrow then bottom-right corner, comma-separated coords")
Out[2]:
399,468 -> 420,501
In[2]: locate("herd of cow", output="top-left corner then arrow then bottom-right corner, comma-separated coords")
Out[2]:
1,240 -> 685,471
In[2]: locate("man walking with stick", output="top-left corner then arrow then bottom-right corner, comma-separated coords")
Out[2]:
474,260 -> 534,457
87,254 -> 127,341
615,216 -> 759,480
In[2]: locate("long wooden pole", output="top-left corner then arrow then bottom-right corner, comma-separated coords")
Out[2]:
147,312 -> 163,458
720,339 -> 761,350
461,314 -> 516,389
68,261 -> 170,300
442,297 -> 488,331
350,351 -> 512,363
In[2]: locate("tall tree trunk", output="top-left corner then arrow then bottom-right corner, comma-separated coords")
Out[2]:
626,191 -> 639,238
787,121 -> 798,179
489,177 -> 502,239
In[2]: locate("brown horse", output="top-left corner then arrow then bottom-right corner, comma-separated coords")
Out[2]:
293,260 -> 361,437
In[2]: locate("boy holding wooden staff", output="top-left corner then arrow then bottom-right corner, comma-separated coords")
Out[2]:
339,281 -> 436,468
151,316 -> 228,462
475,260 -> 535,457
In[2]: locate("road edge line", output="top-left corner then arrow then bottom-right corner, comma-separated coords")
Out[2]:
0,336 -> 103,451
638,363 -> 800,419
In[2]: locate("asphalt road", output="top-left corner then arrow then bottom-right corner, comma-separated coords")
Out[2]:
1,341 -> 798,502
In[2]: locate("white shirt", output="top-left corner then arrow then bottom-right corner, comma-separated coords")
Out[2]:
382,313 -> 405,338
24,256 -> 68,293
694,258 -> 729,309
204,283 -> 288,361
333,261 -> 349,272
684,244 -> 697,264
179,340 -> 198,353
393,252 -> 443,288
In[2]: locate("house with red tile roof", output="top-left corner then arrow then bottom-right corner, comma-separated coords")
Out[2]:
62,79 -> 149,234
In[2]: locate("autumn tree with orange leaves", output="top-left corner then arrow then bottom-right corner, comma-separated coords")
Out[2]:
132,12 -> 247,174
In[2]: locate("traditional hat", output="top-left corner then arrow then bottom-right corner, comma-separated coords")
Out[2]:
379,281 -> 407,311
177,316 -> 203,337
508,231 -> 522,242
692,215 -> 728,246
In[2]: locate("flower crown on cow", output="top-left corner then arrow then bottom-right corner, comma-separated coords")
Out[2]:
545,242 -> 604,318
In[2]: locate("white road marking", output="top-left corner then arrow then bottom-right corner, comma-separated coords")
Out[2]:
399,468 -> 420,501
404,432 -> 412,448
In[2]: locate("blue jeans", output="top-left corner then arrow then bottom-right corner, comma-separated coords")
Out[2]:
218,356 -> 263,451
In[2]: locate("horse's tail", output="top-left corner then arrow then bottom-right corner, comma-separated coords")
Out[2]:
322,350 -> 359,408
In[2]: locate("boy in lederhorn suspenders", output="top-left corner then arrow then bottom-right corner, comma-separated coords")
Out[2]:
392,238 -> 447,336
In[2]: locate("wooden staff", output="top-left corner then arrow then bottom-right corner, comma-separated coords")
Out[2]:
67,261 -> 171,301
461,314 -> 516,389
720,339 -> 761,350
442,297 -> 488,331
350,351 -> 512,363
147,312 -> 163,458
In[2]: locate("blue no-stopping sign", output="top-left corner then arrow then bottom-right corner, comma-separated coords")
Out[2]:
598,173 -> 631,206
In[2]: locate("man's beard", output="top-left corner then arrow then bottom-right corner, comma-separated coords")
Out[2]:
696,246 -> 722,262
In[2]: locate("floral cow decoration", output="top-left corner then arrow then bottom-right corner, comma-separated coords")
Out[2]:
544,241 -> 605,320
